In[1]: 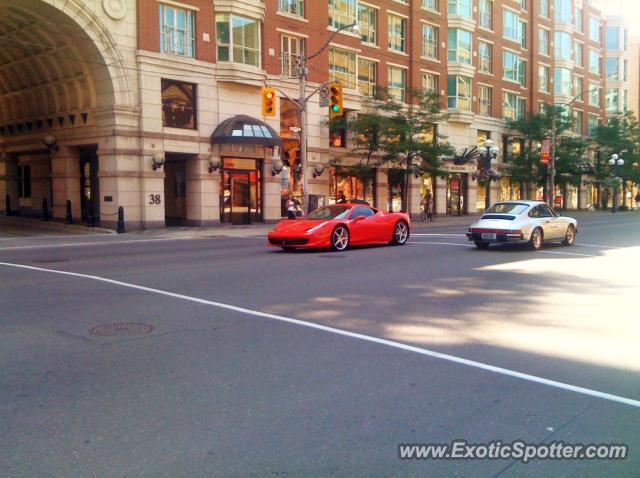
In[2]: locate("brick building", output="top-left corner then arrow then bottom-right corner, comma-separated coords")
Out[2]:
0,0 -> 609,229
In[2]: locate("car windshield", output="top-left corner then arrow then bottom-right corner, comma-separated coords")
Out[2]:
486,203 -> 529,215
306,206 -> 351,220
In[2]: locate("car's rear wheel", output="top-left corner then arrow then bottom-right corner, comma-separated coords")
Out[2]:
391,221 -> 409,245
562,225 -> 576,246
330,225 -> 350,251
529,227 -> 543,250
474,241 -> 490,249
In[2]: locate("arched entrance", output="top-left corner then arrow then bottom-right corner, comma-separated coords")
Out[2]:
0,0 -> 133,225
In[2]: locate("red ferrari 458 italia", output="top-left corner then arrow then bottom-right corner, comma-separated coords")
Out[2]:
268,203 -> 411,251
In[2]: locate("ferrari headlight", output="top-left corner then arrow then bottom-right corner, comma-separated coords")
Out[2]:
307,222 -> 328,233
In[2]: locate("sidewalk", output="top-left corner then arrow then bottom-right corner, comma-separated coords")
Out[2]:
0,215 -> 114,238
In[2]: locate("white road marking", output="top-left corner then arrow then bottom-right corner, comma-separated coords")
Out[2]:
411,233 -> 467,237
537,250 -> 597,257
409,241 -> 473,247
0,234 -> 108,241
1,260 -> 638,409
0,237 -> 195,251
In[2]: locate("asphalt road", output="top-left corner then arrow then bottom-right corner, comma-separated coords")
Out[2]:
1,213 -> 639,477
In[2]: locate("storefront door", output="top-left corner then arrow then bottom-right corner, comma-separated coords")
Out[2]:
221,158 -> 262,225
447,173 -> 467,216
79,148 -> 99,225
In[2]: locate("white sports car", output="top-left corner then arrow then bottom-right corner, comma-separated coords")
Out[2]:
466,200 -> 578,250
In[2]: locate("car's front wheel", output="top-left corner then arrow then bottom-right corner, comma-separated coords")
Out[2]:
474,241 -> 490,249
562,225 -> 576,246
391,221 -> 409,245
529,227 -> 543,250
330,225 -> 350,251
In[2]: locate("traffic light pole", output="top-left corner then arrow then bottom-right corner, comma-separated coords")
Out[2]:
299,62 -> 309,216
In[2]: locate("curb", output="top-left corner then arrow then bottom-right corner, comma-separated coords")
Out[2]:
0,216 -> 116,235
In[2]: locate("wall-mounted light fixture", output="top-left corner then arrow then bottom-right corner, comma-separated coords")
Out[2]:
272,158 -> 284,176
208,156 -> 221,173
152,152 -> 165,171
42,135 -> 58,151
313,165 -> 325,178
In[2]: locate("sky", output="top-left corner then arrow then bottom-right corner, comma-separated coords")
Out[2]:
605,0 -> 640,33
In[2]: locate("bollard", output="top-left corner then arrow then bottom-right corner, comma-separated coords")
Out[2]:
42,198 -> 49,221
5,194 -> 11,216
87,201 -> 95,227
117,206 -> 125,234
65,200 -> 73,224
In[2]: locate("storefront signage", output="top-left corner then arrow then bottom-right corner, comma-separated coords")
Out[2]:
223,158 -> 257,171
442,163 -> 476,173
540,139 -> 551,164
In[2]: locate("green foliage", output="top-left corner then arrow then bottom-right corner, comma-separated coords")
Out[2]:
594,112 -> 640,183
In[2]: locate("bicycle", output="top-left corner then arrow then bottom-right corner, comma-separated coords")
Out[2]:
420,204 -> 435,222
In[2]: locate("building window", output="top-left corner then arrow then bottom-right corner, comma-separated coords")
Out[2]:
554,67 -> 571,96
540,0 -> 549,18
588,114 -> 599,136
606,57 -> 619,80
538,65 -> 550,93
478,41 -> 492,73
161,79 -> 197,129
574,8 -> 583,32
623,60 -> 628,81
624,29 -> 629,51
388,66 -> 407,102
479,0 -> 492,29
574,42 -> 583,66
588,81 -> 600,106
388,14 -> 407,53
503,10 -> 519,42
555,32 -> 572,60
572,110 -> 583,135
503,50 -> 525,86
606,88 -> 619,112
18,165 -> 31,198
539,28 -> 549,55
159,4 -> 195,57
555,0 -> 571,25
502,91 -> 517,120
423,0 -> 439,12
478,85 -> 492,116
573,76 -> 583,100
623,90 -> 628,110
447,75 -> 471,110
358,4 -> 377,45
422,24 -> 438,59
278,0 -> 304,17
606,26 -> 619,50
448,28 -> 472,64
281,35 -> 304,77
422,73 -> 438,93
329,0 -> 357,30
328,46 -> 356,89
358,58 -> 377,96
330,125 -> 347,148
588,49 -> 600,75
448,0 -> 472,18
589,16 -> 600,43
216,14 -> 260,67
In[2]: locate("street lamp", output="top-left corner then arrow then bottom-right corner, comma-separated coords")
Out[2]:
479,139 -> 500,209
608,153 -> 624,213
297,21 -> 359,215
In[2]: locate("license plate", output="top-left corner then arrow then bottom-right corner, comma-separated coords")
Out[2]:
481,233 -> 496,240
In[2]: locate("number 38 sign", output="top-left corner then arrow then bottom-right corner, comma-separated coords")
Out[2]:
149,194 -> 162,205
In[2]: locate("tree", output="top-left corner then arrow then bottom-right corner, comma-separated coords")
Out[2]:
554,135 -> 589,208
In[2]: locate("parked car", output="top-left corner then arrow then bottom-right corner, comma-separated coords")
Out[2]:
466,200 -> 578,250
268,204 -> 410,251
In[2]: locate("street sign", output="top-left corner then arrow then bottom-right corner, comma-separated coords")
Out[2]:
319,84 -> 329,107
540,138 -> 551,164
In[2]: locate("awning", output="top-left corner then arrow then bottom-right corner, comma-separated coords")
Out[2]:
211,115 -> 282,147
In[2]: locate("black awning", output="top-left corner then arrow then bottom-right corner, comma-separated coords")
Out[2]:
211,115 -> 282,147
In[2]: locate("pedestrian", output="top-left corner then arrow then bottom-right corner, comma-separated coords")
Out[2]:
336,190 -> 347,204
285,195 -> 296,219
422,191 -> 433,220
635,191 -> 640,210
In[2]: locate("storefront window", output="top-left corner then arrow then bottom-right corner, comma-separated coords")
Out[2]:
280,98 -> 302,215
329,166 -> 376,206
420,174 -> 435,213
161,80 -> 197,129
387,169 -> 405,212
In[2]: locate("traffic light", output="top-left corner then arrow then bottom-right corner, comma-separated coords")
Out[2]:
261,87 -> 276,117
329,82 -> 343,118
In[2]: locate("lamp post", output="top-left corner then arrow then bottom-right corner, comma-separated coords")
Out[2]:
297,21 -> 359,215
608,153 -> 624,213
479,139 -> 499,209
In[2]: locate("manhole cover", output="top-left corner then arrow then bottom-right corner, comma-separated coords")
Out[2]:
88,322 -> 154,337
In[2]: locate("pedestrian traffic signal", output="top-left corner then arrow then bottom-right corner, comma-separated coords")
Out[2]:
261,87 -> 277,117
329,82 -> 343,118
